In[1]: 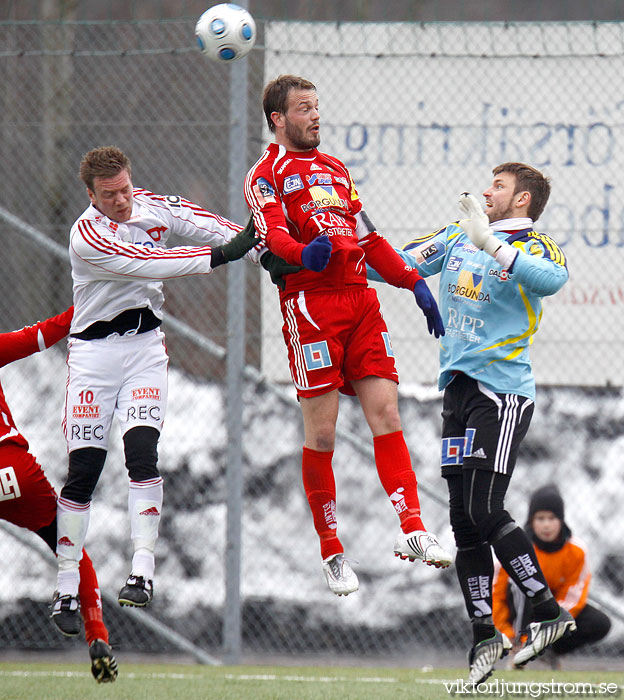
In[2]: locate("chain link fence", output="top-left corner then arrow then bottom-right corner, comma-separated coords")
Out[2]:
0,14 -> 623,666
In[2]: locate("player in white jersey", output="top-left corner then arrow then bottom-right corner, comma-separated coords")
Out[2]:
52,146 -> 259,625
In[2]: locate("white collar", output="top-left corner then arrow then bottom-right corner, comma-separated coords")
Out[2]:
490,217 -> 533,232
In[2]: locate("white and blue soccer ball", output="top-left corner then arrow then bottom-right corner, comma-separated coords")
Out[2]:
195,3 -> 256,62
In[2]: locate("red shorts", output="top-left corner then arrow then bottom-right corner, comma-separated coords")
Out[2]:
280,286 -> 398,398
0,444 -> 57,531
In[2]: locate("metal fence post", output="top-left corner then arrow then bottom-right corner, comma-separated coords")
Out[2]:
223,13 -> 250,663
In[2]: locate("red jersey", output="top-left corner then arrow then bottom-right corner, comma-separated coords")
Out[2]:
0,308 -> 73,449
244,143 -> 421,297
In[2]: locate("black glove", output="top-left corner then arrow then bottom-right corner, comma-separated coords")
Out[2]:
260,251 -> 303,290
212,216 -> 260,267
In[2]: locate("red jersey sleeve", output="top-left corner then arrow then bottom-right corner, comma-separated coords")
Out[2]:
361,233 -> 422,290
266,226 -> 305,265
0,307 -> 73,368
245,166 -> 305,265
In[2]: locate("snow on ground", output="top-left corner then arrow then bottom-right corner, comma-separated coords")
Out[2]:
1,348 -> 622,649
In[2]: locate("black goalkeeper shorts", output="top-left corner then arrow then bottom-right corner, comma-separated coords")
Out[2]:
440,372 -> 534,477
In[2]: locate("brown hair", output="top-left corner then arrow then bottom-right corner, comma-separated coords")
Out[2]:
493,162 -> 551,222
262,74 -> 317,133
79,146 -> 131,191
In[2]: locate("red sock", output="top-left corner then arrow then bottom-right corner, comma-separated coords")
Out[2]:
373,430 -> 425,533
78,549 -> 109,645
302,447 -> 343,560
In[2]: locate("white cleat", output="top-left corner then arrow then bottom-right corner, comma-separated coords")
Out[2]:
322,553 -> 359,596
513,609 -> 576,668
468,630 -> 512,684
394,530 -> 453,568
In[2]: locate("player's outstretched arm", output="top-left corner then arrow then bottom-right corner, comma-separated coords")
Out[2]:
458,192 -> 517,269
361,233 -> 444,337
210,216 -> 262,267
459,193 -> 568,294
413,279 -> 445,338
0,307 -> 73,368
260,251 -> 303,289
258,232 -> 331,273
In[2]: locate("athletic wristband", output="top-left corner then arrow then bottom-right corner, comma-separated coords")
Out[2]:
493,242 -> 518,270
211,247 -> 226,268
482,235 -> 502,258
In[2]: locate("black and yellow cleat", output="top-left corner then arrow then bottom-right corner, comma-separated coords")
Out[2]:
89,639 -> 118,683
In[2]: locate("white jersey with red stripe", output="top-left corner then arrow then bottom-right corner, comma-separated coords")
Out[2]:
69,188 -> 244,333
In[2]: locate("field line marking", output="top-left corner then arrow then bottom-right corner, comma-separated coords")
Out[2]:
2,669 -> 621,690
0,669 -> 441,684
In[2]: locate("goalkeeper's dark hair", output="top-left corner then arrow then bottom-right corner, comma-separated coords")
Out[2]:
493,162 -> 551,222
79,146 -> 132,191
263,75 -> 317,133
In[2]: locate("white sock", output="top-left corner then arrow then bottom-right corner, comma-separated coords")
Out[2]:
128,477 -> 163,578
132,548 -> 155,580
56,558 -> 80,597
56,496 -> 90,585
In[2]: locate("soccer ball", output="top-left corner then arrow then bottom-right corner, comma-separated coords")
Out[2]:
195,4 -> 256,62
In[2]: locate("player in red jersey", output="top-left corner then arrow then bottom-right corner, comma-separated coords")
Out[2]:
0,309 -> 117,683
245,75 -> 450,596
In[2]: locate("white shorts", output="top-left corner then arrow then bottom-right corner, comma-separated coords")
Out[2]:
63,329 -> 168,453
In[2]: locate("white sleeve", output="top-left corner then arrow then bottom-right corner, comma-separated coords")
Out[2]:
152,195 -> 244,246
160,196 -> 264,264
70,218 -> 215,281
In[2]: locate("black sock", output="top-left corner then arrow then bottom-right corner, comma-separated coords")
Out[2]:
455,543 -> 494,624
473,620 -> 496,645
491,526 -> 551,602
532,597 -> 560,622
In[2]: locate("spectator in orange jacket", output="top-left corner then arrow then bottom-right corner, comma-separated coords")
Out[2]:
492,484 -> 610,661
